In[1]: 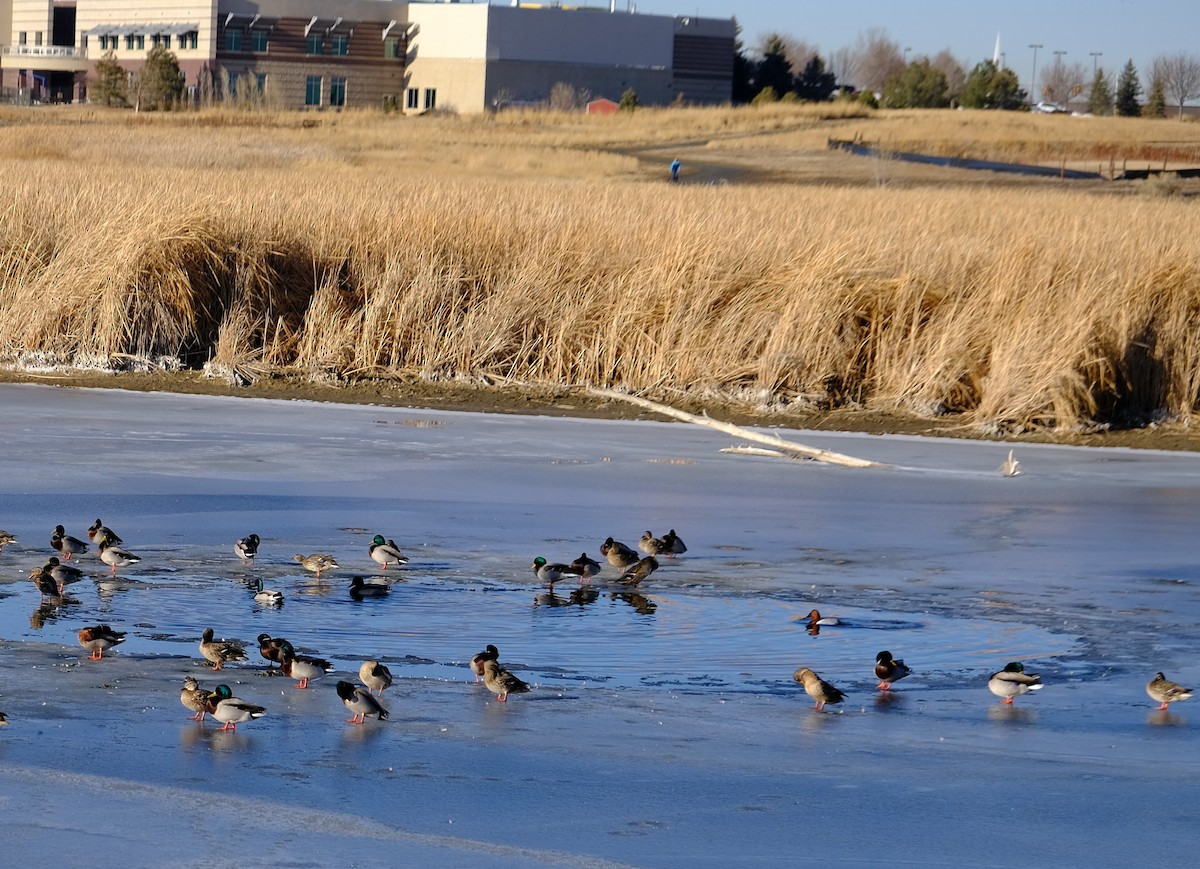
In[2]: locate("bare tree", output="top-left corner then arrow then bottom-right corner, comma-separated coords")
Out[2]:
851,28 -> 904,93
548,81 -> 589,111
829,45 -> 858,90
1041,56 -> 1086,108
1153,52 -> 1200,118
930,49 -> 966,101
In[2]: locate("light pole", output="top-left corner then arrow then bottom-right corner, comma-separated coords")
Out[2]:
1029,43 -> 1042,105
1089,51 -> 1102,77
903,46 -> 911,65
1052,50 -> 1067,105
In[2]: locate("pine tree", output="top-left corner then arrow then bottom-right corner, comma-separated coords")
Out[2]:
137,45 -> 184,111
618,88 -> 639,112
1115,59 -> 1142,116
1145,75 -> 1167,118
91,50 -> 127,107
1086,69 -> 1113,116
755,36 -> 794,100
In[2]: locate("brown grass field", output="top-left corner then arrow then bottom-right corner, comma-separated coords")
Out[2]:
3,103 -> 1200,437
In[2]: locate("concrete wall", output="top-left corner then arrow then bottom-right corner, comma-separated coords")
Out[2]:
485,6 -> 671,68
485,61 -> 671,108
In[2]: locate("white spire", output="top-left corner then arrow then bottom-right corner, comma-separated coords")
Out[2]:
993,33 -> 1001,66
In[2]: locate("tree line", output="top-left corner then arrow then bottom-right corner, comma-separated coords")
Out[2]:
733,27 -> 1200,118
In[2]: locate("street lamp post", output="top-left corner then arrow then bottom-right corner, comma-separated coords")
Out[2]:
1090,51 -> 1102,77
1052,50 -> 1067,105
903,46 -> 911,65
1029,43 -> 1043,105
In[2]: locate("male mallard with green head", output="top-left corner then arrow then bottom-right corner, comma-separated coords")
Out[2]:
98,533 -> 140,573
279,640 -> 332,689
51,524 -> 88,561
337,680 -> 390,724
369,535 -> 408,570
235,534 -> 260,563
874,651 -> 912,691
988,662 -> 1042,704
207,684 -> 266,732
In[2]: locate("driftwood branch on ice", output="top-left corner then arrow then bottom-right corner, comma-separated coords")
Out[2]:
588,388 -> 885,469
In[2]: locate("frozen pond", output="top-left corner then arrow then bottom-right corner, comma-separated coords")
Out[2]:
0,383 -> 1197,867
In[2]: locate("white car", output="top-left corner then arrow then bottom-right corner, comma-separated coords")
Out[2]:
1033,101 -> 1069,114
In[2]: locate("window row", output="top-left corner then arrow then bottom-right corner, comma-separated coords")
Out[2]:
95,33 -> 197,52
223,30 -> 402,58
406,87 -> 437,111
305,75 -> 347,108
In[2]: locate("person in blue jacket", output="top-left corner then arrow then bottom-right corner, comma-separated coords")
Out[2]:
670,158 -> 681,182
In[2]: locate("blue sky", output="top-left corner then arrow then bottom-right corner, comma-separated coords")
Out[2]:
615,0 -> 1195,90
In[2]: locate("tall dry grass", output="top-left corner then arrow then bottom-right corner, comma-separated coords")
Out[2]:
2,109 -> 1200,431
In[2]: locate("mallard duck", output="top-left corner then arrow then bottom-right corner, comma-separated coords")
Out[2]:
44,557 -> 85,588
359,660 -> 393,696
180,676 -> 209,721
793,667 -> 847,710
31,566 -> 62,599
337,680 -> 390,724
988,662 -> 1043,704
600,537 -> 639,568
207,684 -> 267,732
874,650 -> 912,690
199,627 -> 247,670
87,519 -> 122,545
532,556 -> 578,585
253,577 -> 283,605
639,531 -> 668,556
0,711 -> 7,725
78,624 -> 126,660
369,535 -> 408,570
570,552 -> 602,582
293,553 -> 338,577
257,633 -> 289,669
235,534 -> 260,562
51,524 -> 88,561
661,529 -> 688,557
481,658 -> 530,702
97,534 -> 140,573
1147,672 -> 1193,710
279,640 -> 332,689
469,644 -> 500,682
349,576 -> 390,600
0,529 -> 17,552
618,555 -> 659,586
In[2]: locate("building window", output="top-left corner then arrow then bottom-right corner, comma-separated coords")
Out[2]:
306,35 -> 322,55
225,29 -> 243,52
151,34 -> 161,48
330,76 -> 346,107
35,32 -> 43,46
424,88 -> 436,111
331,34 -> 349,56
252,30 -> 268,53
125,35 -> 134,50
136,35 -> 144,50
305,75 -> 321,107
183,32 -> 197,50
406,88 -> 419,109
18,32 -> 25,46
163,35 -> 171,49
385,37 -> 402,59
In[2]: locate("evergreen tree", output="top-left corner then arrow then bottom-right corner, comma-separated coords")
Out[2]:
1115,59 -> 1142,117
1145,74 -> 1167,118
618,88 -> 639,112
731,27 -> 755,103
794,55 -> 836,102
137,44 -> 183,111
958,60 -> 1026,110
881,59 -> 949,108
91,50 -> 127,107
755,36 -> 794,100
1086,68 -> 1113,116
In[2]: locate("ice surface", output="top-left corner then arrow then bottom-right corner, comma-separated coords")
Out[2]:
0,384 -> 1197,867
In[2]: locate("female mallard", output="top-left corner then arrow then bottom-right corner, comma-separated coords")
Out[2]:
253,577 -> 283,605
98,534 -> 140,573
51,525 -> 88,561
359,660 -> 393,696
44,557 -> 85,589
207,684 -> 267,732
31,566 -> 62,599
78,624 -> 126,660
874,651 -> 912,690
180,676 -> 209,721
87,519 -> 122,545
200,627 -> 247,670
793,667 -> 847,710
661,529 -> 688,556
532,557 -> 578,585
469,644 -> 500,682
600,537 -> 639,568
639,531 -> 668,556
570,552 -> 602,582
337,680 -> 390,724
481,658 -> 530,702
618,556 -> 659,586
257,633 -> 289,669
235,534 -> 260,563
988,662 -> 1042,704
1147,672 -> 1193,710
0,529 -> 17,552
293,553 -> 339,577
279,640 -> 332,689
369,535 -> 408,570
349,576 -> 390,600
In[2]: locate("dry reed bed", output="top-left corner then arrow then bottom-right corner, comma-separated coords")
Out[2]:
1,156 -> 1199,431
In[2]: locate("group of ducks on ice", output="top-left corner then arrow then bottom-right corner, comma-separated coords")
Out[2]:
0,520 -> 1194,732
